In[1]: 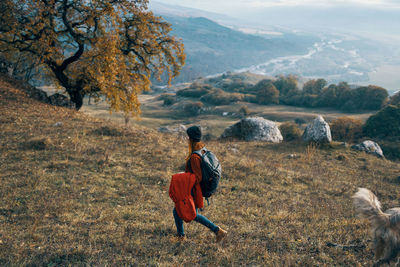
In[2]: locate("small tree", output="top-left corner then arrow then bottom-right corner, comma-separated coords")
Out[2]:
254,80 -> 279,105
351,86 -> 388,110
273,74 -> 298,96
239,105 -> 249,117
363,105 -> 400,138
0,0 -> 185,114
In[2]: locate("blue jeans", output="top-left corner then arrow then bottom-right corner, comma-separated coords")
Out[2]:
173,208 -> 219,236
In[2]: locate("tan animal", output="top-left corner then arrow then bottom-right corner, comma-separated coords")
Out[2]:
353,188 -> 400,267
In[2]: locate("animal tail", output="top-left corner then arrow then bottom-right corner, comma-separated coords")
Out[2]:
352,188 -> 389,228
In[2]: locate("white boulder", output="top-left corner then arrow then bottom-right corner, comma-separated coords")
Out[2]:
303,115 -> 332,143
352,140 -> 384,158
220,117 -> 283,143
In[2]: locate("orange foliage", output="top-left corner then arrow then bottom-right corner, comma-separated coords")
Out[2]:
0,0 -> 185,115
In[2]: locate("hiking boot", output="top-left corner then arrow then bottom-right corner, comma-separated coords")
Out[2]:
177,235 -> 186,242
215,228 -> 227,243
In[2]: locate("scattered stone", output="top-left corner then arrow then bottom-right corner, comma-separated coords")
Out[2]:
351,140 -> 384,158
220,117 -> 283,143
303,115 -> 332,143
54,122 -> 63,127
158,124 -> 187,134
230,148 -> 239,153
341,142 -> 349,148
48,93 -> 74,108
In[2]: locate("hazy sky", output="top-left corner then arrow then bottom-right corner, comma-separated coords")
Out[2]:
155,0 -> 400,14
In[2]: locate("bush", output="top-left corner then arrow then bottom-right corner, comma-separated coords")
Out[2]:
220,80 -> 253,93
363,104 -> 400,138
200,89 -> 244,105
253,80 -> 279,105
243,94 -> 257,103
176,83 -> 213,98
302,79 -> 327,95
330,117 -> 363,142
183,102 -> 204,116
350,85 -> 389,110
279,122 -> 303,141
273,75 -> 298,96
159,94 -> 176,106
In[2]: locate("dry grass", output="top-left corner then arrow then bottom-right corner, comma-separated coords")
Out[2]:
82,94 -> 374,138
1,75 -> 400,266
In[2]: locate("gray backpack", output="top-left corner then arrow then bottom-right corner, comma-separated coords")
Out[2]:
188,147 -> 221,198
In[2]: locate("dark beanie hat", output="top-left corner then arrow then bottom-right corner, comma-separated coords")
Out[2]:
186,125 -> 202,142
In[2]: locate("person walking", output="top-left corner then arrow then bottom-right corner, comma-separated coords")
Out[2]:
172,125 -> 227,242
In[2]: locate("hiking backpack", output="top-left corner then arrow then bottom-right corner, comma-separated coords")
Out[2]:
169,172 -> 197,222
189,147 -> 222,198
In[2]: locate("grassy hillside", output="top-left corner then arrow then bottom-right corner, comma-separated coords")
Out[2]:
1,75 -> 400,266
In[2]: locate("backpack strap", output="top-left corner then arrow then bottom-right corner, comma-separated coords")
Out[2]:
192,147 -> 207,157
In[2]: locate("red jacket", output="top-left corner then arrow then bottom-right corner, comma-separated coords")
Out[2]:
186,153 -> 204,209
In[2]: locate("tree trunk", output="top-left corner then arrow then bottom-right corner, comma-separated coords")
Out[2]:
68,88 -> 85,110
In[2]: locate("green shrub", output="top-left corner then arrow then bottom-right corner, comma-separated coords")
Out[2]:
183,102 -> 204,116
200,89 -> 244,105
330,116 -> 363,142
279,122 -> 303,141
243,94 -> 257,103
220,80 -> 253,93
253,80 -> 279,105
176,83 -> 213,98
159,94 -> 176,106
273,75 -> 298,96
302,79 -> 327,95
350,85 -> 389,110
363,104 -> 400,138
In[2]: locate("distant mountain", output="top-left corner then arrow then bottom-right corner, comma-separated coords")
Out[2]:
152,15 -> 317,84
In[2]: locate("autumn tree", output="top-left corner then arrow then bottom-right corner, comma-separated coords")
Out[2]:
0,0 -> 185,114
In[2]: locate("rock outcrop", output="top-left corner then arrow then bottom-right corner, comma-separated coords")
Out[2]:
48,93 -> 74,108
302,115 -> 332,143
351,140 -> 384,158
220,117 -> 283,143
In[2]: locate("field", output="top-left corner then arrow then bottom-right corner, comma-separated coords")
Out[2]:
81,93 -> 374,137
1,75 -> 400,266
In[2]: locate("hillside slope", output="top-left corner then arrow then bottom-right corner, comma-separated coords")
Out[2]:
1,75 -> 399,265
155,16 -> 316,83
